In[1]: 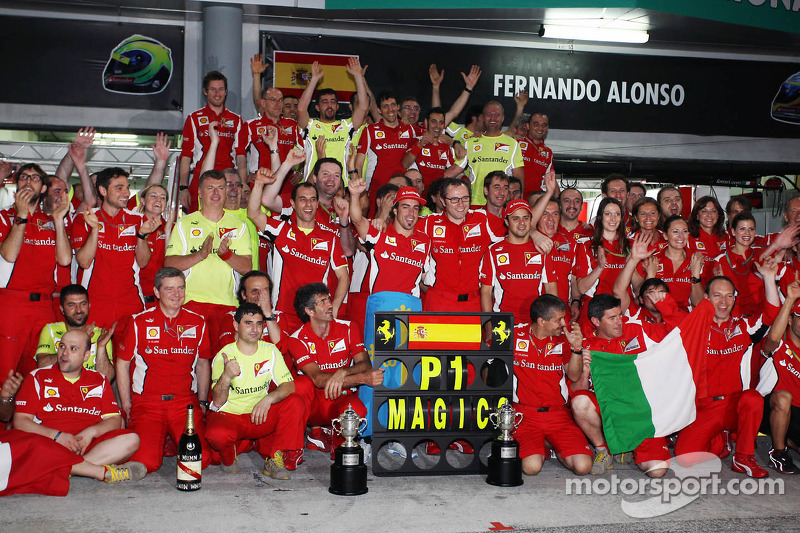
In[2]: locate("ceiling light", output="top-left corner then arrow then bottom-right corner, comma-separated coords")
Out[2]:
539,24 -> 649,44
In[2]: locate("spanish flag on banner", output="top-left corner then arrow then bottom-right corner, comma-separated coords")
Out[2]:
407,315 -> 483,351
273,51 -> 357,101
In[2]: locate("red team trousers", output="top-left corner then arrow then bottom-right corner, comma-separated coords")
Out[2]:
127,397 -> 210,473
675,390 -> 763,457
0,289 -> 56,377
205,394 -> 305,465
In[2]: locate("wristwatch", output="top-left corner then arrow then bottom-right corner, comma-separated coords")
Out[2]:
264,316 -> 277,322
13,217 -> 28,225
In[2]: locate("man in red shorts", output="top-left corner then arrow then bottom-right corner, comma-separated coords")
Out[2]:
116,267 -> 212,474
288,282 -> 383,455
512,294 -> 592,475
14,329 -> 145,483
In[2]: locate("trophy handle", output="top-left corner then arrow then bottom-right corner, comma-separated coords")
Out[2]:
331,419 -> 342,435
514,411 -> 524,428
357,418 -> 368,435
489,412 -> 499,427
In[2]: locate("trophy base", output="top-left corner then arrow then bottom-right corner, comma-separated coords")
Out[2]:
486,440 -> 523,487
329,446 -> 368,496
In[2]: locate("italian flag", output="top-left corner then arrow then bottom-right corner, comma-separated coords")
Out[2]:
590,300 -> 714,454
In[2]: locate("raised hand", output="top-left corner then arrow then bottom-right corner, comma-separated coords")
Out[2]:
250,53 -> 268,75
254,167 -> 277,186
429,64 -> 444,87
152,132 -> 172,162
514,89 -> 529,108
83,206 -> 99,230
461,65 -> 482,90
348,177 -> 367,197
222,353 -> 241,380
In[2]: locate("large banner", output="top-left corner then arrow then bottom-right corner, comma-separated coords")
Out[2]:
265,33 -> 800,138
1,17 -> 183,111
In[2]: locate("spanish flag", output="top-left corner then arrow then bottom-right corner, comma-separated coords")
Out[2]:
407,315 -> 483,351
273,51 -> 358,101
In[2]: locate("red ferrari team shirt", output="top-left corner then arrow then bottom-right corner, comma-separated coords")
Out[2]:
118,306 -> 211,401
573,238 -> 628,298
480,240 -> 556,325
180,105 -> 247,195
519,138 -> 553,197
705,250 -> 764,317
15,366 -> 119,435
0,207 -> 65,293
288,319 -> 365,373
759,336 -> 800,408
636,248 -> 693,311
356,224 -> 430,297
246,116 -> 303,172
558,224 -> 593,246
689,231 -> 725,259
71,207 -> 145,307
260,214 -> 346,317
407,141 -> 454,191
702,305 -> 777,399
357,122 -> 414,198
548,232 -> 578,308
422,210 -> 500,296
512,325 -> 570,408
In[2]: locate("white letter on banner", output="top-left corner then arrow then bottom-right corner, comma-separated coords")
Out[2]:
505,75 -> 514,97
607,81 -> 620,103
530,77 -> 542,99
631,82 -> 644,104
515,75 -> 527,95
543,78 -> 557,99
587,80 -> 601,101
493,74 -> 504,97
671,85 -> 685,106
573,79 -> 586,101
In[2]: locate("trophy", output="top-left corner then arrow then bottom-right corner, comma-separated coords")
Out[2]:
329,404 -> 369,496
486,403 -> 524,487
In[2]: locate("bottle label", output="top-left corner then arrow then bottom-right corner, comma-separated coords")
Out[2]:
500,446 -> 516,459
177,460 -> 202,482
342,453 -> 359,466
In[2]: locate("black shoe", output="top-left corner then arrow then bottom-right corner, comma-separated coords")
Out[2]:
768,447 -> 800,474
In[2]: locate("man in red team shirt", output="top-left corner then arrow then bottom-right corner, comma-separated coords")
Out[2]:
248,173 -> 349,334
422,178 -> 503,312
402,107 -> 456,194
14,329 -> 145,483
116,267 -> 213,473
0,164 -> 71,378
675,273 -> 780,478
557,187 -> 593,245
71,167 -> 160,329
178,71 -> 248,212
479,171 -> 511,237
481,199 -> 558,325
355,91 -> 415,214
288,283 -> 383,453
758,275 -> 800,474
512,295 -> 592,475
519,112 -> 555,199
246,87 -> 303,184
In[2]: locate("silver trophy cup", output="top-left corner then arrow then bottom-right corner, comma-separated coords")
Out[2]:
487,402 -> 524,487
329,404 -> 369,496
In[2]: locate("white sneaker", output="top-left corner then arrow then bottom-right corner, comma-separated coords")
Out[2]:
359,440 -> 372,463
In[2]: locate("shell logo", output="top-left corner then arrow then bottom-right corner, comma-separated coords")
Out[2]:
147,327 -> 160,339
190,228 -> 203,238
434,227 -> 444,236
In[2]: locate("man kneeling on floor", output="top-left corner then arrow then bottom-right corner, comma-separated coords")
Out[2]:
512,294 -> 593,476
13,329 -> 145,483
206,302 -> 305,479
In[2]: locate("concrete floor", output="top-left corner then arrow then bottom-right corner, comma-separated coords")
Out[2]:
4,436 -> 800,533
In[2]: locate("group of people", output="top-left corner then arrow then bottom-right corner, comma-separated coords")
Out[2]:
1,55 -> 799,496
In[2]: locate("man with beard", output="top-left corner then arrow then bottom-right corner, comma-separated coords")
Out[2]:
402,107 -> 457,194
658,186 -> 684,221
558,187 -> 593,245
35,284 -> 114,380
478,171 -> 511,237
71,167 -> 160,329
445,101 -> 524,205
298,58 -> 369,180
0,164 -> 72,378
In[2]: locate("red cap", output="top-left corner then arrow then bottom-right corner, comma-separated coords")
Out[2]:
792,301 -> 800,315
503,199 -> 533,218
395,186 -> 425,205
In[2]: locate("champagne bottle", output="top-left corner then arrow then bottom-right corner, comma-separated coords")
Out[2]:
176,404 -> 202,491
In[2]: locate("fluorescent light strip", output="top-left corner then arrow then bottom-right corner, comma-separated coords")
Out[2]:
541,25 -> 649,44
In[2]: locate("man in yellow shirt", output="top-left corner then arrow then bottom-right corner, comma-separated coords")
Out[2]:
165,170 -> 252,354
445,101 -> 524,205
206,302 -> 305,479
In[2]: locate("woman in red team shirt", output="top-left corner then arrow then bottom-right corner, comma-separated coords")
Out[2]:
634,216 -> 695,312
575,198 -> 630,332
628,197 -> 665,253
136,184 -> 173,307
688,195 -> 726,258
